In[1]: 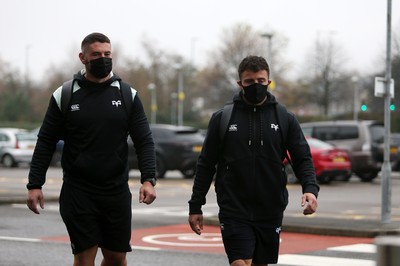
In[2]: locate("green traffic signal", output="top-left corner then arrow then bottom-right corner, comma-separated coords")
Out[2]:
390,104 -> 395,111
361,104 -> 367,112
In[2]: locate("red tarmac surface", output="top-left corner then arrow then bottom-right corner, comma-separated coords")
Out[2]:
41,224 -> 373,255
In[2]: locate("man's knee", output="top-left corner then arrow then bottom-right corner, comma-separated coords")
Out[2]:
231,259 -> 252,266
101,248 -> 127,266
73,245 -> 98,266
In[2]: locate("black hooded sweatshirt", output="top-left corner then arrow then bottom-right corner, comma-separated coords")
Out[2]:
27,71 -> 155,194
189,91 -> 319,221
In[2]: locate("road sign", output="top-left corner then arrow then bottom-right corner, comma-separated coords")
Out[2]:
374,77 -> 394,98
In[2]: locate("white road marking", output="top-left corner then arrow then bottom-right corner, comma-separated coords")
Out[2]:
142,233 -> 223,247
12,203 -> 219,217
278,254 -> 374,266
0,235 -> 160,251
0,236 -> 41,242
131,245 -> 161,251
328,243 -> 376,253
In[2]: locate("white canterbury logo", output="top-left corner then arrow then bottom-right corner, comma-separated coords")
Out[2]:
71,104 -> 80,111
228,124 -> 237,132
271,124 -> 279,131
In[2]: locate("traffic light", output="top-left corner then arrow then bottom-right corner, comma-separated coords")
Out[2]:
390,104 -> 395,111
361,104 -> 367,112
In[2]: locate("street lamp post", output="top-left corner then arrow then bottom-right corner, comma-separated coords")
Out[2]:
381,0 -> 393,224
261,33 -> 273,77
25,45 -> 31,88
352,76 -> 359,121
174,64 -> 185,126
148,83 -> 157,124
170,92 -> 177,125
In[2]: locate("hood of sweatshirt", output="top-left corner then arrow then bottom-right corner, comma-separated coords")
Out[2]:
73,69 -> 121,89
231,90 -> 279,147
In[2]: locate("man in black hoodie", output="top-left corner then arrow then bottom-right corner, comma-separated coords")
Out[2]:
26,33 -> 156,266
188,56 -> 319,266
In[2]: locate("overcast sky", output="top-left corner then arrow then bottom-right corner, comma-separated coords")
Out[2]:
1,0 -> 399,82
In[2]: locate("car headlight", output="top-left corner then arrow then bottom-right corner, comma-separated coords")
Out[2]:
192,145 -> 202,152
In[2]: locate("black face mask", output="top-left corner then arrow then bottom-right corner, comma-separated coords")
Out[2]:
242,83 -> 268,104
88,57 -> 112,79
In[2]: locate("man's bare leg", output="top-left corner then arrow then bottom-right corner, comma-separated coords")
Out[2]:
100,248 -> 127,266
73,245 -> 98,266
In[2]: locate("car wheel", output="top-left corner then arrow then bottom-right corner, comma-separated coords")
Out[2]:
180,163 -> 196,179
156,157 -> 167,179
2,154 -> 16,168
317,175 -> 332,184
50,151 -> 62,167
356,171 -> 379,182
392,161 -> 400,172
341,173 -> 352,182
284,164 -> 297,184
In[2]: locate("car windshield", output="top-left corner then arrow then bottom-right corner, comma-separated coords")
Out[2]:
307,138 -> 333,149
16,133 -> 37,141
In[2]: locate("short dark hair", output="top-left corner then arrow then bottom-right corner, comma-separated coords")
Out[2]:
238,56 -> 270,79
81,32 -> 111,51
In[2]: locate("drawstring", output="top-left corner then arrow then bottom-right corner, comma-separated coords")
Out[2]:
248,107 -> 264,146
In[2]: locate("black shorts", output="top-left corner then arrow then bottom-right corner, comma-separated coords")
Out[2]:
219,214 -> 282,264
59,183 -> 132,254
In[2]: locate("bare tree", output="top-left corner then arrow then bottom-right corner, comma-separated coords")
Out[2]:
194,23 -> 289,111
305,34 -> 348,117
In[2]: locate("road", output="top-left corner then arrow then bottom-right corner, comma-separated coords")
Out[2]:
1,167 -> 399,265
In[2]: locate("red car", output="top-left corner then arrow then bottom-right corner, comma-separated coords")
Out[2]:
285,137 -> 352,184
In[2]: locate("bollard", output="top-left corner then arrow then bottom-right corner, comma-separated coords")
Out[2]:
375,236 -> 400,266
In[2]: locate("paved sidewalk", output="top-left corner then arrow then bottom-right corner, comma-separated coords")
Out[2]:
4,189 -> 399,238
2,171 -> 400,239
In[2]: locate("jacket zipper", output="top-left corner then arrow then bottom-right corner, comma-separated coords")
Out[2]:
250,107 -> 257,220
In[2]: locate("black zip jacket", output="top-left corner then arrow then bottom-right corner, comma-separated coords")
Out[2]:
27,71 -> 155,194
189,91 -> 319,220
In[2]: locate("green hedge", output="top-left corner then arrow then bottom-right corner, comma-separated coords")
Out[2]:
0,121 -> 41,130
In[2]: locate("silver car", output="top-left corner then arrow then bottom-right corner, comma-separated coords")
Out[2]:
0,128 -> 37,167
301,120 -> 398,182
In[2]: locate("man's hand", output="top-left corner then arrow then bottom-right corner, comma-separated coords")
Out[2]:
301,192 -> 318,215
27,189 -> 44,214
139,182 -> 156,204
188,214 -> 203,235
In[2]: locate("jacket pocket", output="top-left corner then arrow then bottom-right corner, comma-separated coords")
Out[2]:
71,151 -> 125,181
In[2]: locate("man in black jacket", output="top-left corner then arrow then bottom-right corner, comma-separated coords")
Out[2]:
27,33 -> 156,266
188,56 -> 319,266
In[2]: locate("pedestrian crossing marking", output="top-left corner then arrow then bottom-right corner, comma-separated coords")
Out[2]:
0,236 -> 41,243
328,243 -> 376,253
278,254 -> 374,266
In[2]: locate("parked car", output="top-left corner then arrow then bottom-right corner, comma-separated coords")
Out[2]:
128,124 -> 204,178
0,128 -> 37,167
285,137 -> 352,184
31,128 -> 64,166
300,120 -> 398,182
391,133 -> 400,171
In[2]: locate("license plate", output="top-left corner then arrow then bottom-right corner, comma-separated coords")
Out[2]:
27,145 -> 35,149
333,157 -> 345,162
